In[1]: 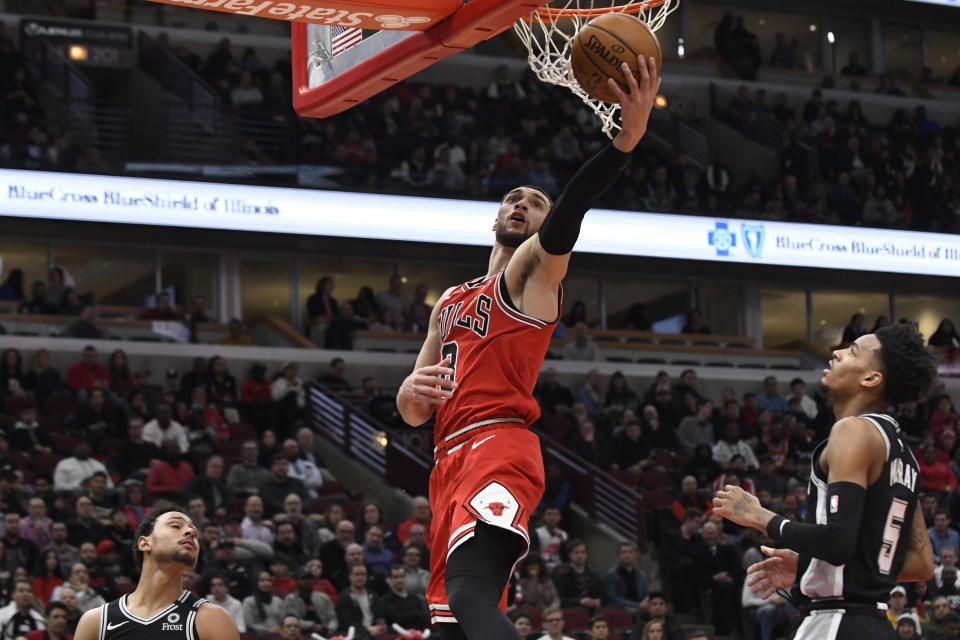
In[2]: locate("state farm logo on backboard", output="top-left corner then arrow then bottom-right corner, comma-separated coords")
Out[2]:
150,0 -> 438,30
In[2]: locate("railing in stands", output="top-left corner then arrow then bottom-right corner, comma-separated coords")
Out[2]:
536,433 -> 647,551
306,384 -> 648,549
139,30 -> 220,134
709,82 -> 817,181
21,38 -> 96,130
307,384 -> 432,497
647,108 -> 710,169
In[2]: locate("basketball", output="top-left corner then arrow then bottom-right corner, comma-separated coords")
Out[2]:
569,13 -> 662,104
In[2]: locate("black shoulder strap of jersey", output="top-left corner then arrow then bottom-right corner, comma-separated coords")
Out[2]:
96,603 -> 110,640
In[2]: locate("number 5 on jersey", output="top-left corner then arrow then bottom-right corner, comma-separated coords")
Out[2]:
878,498 -> 909,575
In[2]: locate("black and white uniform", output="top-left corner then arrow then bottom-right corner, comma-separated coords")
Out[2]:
792,413 -> 920,639
97,591 -> 208,640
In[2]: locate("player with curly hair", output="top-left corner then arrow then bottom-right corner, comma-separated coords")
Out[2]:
714,323 -> 939,640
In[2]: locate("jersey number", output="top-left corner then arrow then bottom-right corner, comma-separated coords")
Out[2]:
878,498 -> 909,575
441,341 -> 458,383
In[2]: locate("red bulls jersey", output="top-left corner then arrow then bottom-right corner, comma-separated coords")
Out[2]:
433,270 -> 560,447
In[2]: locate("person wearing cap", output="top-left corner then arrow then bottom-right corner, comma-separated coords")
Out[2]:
896,615 -> 919,639
281,566 -> 337,637
887,584 -> 922,633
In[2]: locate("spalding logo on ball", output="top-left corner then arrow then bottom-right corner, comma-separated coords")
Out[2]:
570,13 -> 662,104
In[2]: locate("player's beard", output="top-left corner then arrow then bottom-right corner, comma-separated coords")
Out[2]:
168,547 -> 198,568
495,219 -> 532,248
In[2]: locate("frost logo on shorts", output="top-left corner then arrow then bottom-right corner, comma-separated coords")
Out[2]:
469,482 -> 518,525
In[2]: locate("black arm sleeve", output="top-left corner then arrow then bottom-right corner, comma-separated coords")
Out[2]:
537,143 -> 631,255
766,481 -> 866,566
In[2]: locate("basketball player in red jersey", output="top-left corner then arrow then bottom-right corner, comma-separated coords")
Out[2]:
397,56 -> 661,640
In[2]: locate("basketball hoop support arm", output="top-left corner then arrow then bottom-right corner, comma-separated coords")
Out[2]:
292,0 -> 550,118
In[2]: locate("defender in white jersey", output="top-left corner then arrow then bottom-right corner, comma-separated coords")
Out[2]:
714,325 -> 937,639
74,505 -> 239,640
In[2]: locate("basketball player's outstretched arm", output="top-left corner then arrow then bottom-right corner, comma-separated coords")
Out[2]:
397,287 -> 457,426
504,55 -> 661,321
196,601 -> 241,640
715,416 -> 885,566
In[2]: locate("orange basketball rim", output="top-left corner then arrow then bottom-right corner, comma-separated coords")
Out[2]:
526,0 -> 669,20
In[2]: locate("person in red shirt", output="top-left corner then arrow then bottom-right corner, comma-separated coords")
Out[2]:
240,363 -> 273,402
920,444 -> 958,494
270,555 -> 297,599
66,346 -> 109,404
25,601 -> 73,640
140,291 -> 181,321
32,549 -> 65,606
396,496 -> 432,544
146,442 -> 195,502
930,395 -> 958,441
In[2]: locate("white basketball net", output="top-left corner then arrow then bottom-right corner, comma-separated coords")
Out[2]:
514,0 -> 676,137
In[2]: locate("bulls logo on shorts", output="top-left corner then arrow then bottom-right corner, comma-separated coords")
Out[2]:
468,481 -> 521,528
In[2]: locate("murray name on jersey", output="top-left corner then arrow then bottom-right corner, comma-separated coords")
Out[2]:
890,457 -> 917,492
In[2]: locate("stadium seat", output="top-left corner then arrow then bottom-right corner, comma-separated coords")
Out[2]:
636,357 -> 667,364
3,395 -> 30,414
230,423 -> 257,440
562,608 -> 590,633
599,608 -> 633,633
610,470 -> 637,487
38,416 -> 61,433
32,453 -> 62,475
737,362 -> 767,368
44,393 -> 76,417
639,471 -> 673,490
219,440 -> 243,458
705,361 -> 734,367
56,434 -> 77,453
642,488 -> 674,508
671,359 -> 701,366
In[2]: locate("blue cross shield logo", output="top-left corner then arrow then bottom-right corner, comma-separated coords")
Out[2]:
741,224 -> 766,259
708,222 -> 736,256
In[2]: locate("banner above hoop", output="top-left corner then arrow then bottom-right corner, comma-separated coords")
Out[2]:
145,0 -> 462,29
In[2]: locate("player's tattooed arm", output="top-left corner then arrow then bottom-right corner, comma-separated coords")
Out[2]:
899,499 -> 935,582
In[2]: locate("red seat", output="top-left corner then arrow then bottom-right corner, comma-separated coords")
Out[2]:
316,481 -> 346,496
230,423 -> 257,441
562,608 -> 590,633
219,440 -> 243,458
32,453 -> 62,475
44,393 -> 76,417
639,471 -> 674,490
3,395 -> 31,414
38,416 -> 61,433
599,608 -> 633,633
56,435 -> 77,454
643,488 -> 674,508
609,470 -> 637,487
